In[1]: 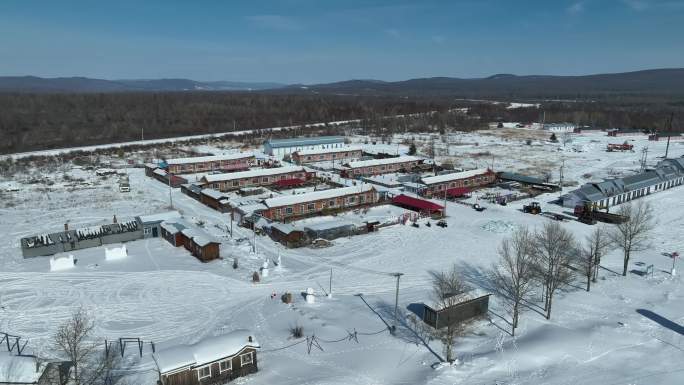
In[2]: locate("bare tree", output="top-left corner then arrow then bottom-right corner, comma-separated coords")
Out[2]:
561,132 -> 573,147
610,201 -> 655,276
53,308 -> 112,385
532,222 -> 575,319
579,226 -> 612,290
430,265 -> 472,363
493,227 -> 536,336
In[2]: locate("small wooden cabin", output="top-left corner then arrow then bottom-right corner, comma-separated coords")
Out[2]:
161,219 -> 221,262
153,330 -> 260,385
423,290 -> 490,329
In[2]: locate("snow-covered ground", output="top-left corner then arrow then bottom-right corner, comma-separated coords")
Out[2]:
1,129 -> 684,384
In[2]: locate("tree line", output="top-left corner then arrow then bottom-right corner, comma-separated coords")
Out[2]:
0,92 -> 444,154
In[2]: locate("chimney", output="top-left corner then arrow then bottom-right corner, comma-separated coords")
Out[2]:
64,223 -> 69,231
113,215 -> 117,224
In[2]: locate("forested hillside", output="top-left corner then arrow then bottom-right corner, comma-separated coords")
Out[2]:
0,93 -> 441,154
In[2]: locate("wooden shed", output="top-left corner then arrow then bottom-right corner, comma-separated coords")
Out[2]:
268,222 -> 306,248
153,330 -> 260,385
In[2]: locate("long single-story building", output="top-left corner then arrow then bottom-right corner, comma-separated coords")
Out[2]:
339,156 -> 423,178
264,136 -> 346,159
21,219 -> 142,258
261,185 -> 377,221
164,153 -> 255,174
419,169 -> 496,198
199,166 -> 314,192
291,146 -> 363,165
153,330 -> 259,385
560,157 -> 684,209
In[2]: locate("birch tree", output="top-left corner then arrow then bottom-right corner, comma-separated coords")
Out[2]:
493,227 -> 536,335
610,201 -> 655,276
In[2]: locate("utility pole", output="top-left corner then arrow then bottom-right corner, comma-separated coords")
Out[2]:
230,211 -> 234,238
168,173 -> 173,209
141,126 -> 144,142
665,113 -> 674,158
329,268 -> 333,296
252,226 -> 257,253
391,273 -> 404,320
558,158 -> 565,198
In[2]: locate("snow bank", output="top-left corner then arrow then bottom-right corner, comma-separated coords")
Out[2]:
50,254 -> 75,271
105,244 -> 127,261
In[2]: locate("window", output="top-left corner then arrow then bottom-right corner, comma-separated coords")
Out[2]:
233,181 -> 239,187
347,196 -> 356,204
219,359 -> 232,373
143,227 -> 151,235
197,365 -> 211,380
262,177 -> 269,183
286,207 -> 293,214
359,195 -> 365,203
328,200 -> 336,207
307,203 -> 315,211
240,352 -> 253,366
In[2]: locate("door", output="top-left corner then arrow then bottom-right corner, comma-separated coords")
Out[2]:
152,227 -> 158,237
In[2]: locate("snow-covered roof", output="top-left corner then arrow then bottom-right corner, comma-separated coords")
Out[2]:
345,156 -> 422,169
154,330 -> 260,374
235,203 -> 268,215
424,289 -> 491,311
263,184 -> 374,208
200,189 -> 227,200
166,152 -> 254,165
304,219 -> 356,232
0,353 -> 47,383
153,168 -> 167,177
270,222 -> 300,234
137,211 -> 181,224
294,145 -> 363,156
265,136 -> 345,148
203,166 -> 305,183
420,169 -> 491,185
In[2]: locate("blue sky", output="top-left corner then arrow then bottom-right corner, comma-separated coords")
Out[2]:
1,0 -> 683,83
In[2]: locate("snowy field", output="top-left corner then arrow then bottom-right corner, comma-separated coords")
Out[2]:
2,129 -> 684,384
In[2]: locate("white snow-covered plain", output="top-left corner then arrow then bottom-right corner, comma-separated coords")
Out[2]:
1,130 -> 683,384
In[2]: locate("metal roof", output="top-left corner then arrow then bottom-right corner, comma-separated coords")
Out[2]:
498,172 -> 547,185
265,136 -> 345,148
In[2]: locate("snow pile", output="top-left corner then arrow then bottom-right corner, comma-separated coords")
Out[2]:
50,254 -> 75,271
105,244 -> 127,261
480,220 -> 517,234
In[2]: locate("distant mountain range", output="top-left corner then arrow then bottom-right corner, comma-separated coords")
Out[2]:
1,68 -> 683,99
286,68 -> 684,99
0,76 -> 285,93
